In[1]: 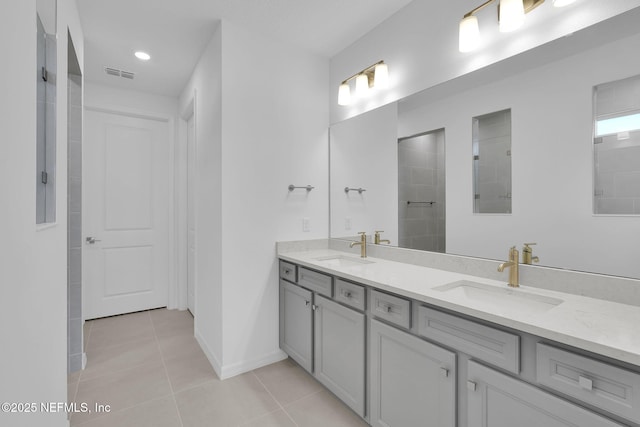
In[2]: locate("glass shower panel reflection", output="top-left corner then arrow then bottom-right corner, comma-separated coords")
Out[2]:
397,129 -> 446,252
593,74 -> 640,215
36,14 -> 57,224
472,109 -> 512,214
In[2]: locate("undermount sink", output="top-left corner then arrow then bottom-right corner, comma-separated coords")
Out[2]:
433,280 -> 563,317
313,255 -> 375,268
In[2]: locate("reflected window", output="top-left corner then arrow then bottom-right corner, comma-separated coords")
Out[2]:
593,75 -> 640,215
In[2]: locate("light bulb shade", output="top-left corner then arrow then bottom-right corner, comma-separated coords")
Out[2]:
499,0 -> 525,32
553,0 -> 576,6
355,74 -> 369,97
374,63 -> 389,89
459,15 -> 480,52
134,51 -> 151,60
338,83 -> 351,106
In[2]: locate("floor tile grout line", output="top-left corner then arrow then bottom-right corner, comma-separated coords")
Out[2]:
70,393 -> 177,427
75,343 -> 164,384
71,311 -> 178,427
238,407 -> 292,427
69,379 -> 80,413
251,371 -> 300,427
281,388 -> 326,409
150,309 -> 186,427
83,323 -> 157,355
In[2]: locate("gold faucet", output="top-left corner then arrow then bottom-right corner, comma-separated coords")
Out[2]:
374,230 -> 390,245
350,232 -> 367,258
497,246 -> 519,287
522,243 -> 539,265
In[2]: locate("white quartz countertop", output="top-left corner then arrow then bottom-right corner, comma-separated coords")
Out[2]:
279,248 -> 640,367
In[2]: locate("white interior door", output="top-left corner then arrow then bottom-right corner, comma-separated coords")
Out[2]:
187,115 -> 196,315
84,109 -> 170,319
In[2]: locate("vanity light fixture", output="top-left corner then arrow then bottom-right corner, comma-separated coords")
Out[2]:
499,0 -> 526,32
355,74 -> 370,98
458,0 -> 546,53
337,60 -> 389,106
134,51 -> 151,61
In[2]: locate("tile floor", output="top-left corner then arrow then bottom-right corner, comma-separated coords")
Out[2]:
68,308 -> 368,427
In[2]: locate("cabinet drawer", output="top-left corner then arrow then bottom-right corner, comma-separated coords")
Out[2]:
279,260 -> 297,282
536,343 -> 640,424
370,290 -> 411,329
298,267 -> 332,297
335,279 -> 366,311
467,360 -> 624,427
417,306 -> 520,374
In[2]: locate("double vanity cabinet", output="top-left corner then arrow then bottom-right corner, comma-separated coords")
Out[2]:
278,257 -> 640,427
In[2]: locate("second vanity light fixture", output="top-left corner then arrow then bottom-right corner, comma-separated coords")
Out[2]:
338,61 -> 389,106
459,0 -> 576,53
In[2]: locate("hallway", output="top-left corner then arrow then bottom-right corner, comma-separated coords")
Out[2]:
68,309 -> 367,427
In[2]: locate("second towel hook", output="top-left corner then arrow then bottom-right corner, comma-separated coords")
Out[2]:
345,187 -> 367,194
288,184 -> 315,192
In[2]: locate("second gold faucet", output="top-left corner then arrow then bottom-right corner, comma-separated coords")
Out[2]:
374,230 -> 390,245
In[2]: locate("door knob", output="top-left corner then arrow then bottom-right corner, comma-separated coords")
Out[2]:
85,237 -> 102,244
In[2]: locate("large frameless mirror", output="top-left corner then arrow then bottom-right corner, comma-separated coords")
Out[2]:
593,74 -> 640,215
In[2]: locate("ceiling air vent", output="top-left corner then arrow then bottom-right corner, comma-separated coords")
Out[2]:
105,67 -> 120,77
104,67 -> 135,80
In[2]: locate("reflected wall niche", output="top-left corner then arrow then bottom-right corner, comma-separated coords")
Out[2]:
472,109 -> 512,214
593,74 -> 640,215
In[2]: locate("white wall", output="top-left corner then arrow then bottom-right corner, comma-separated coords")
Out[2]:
330,0 -> 640,124
398,32 -> 640,279
330,103 -> 398,243
178,26 -> 224,371
85,83 -> 178,118
219,21 -> 329,377
179,20 -> 329,378
0,0 -> 83,426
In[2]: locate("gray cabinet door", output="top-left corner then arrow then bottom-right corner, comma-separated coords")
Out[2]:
370,319 -> 456,427
280,279 -> 313,372
314,295 -> 366,417
467,360 -> 624,427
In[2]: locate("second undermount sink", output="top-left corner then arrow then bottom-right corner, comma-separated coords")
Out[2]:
313,255 -> 375,268
433,280 -> 563,317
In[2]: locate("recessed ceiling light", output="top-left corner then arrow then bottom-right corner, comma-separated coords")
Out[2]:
134,51 -> 151,61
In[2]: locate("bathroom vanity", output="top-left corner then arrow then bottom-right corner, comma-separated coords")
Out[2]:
277,242 -> 640,427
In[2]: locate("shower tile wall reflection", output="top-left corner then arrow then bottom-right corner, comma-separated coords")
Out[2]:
594,74 -> 640,215
398,130 -> 445,252
473,109 -> 512,214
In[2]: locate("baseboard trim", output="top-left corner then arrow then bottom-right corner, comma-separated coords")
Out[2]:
194,331 -> 223,379
219,349 -> 288,380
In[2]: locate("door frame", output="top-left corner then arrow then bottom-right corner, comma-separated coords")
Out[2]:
176,91 -> 198,313
82,103 -> 179,313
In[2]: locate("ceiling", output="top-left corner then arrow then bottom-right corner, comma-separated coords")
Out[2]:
77,0 -> 415,96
